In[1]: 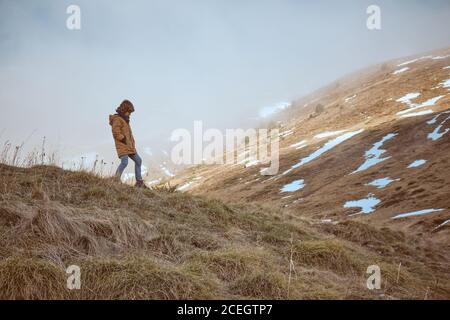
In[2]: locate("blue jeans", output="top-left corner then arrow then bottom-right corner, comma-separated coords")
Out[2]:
115,153 -> 143,181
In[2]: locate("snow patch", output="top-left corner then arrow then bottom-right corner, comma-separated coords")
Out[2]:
314,130 -> 347,139
396,92 -> 421,104
352,133 -> 397,174
289,140 -> 307,149
400,109 -> 434,118
283,129 -> 364,175
397,59 -> 419,67
344,194 -> 381,214
345,94 -> 357,103
427,110 -> 450,125
280,179 -> 305,193
176,181 -> 194,191
392,67 -> 409,75
279,129 -> 294,138
397,56 -> 433,67
408,159 -> 427,168
428,115 -> 450,141
435,219 -> 450,230
367,177 -> 398,189
391,209 -> 444,219
441,79 -> 450,89
396,95 -> 444,116
432,55 -> 450,60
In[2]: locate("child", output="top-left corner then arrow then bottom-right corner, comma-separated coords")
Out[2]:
109,99 -> 148,188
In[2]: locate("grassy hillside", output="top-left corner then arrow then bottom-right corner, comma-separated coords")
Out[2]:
0,164 -> 449,299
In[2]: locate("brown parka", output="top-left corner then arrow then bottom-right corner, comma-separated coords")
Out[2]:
109,114 -> 137,158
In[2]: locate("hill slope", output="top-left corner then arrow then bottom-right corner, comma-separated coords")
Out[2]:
0,164 -> 449,299
170,47 -> 450,239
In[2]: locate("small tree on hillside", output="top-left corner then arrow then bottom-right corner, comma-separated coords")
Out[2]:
315,103 -> 325,114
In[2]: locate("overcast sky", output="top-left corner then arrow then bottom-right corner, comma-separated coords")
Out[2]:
1,0 -> 450,164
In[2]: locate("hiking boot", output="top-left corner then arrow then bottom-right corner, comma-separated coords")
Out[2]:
135,179 -> 149,189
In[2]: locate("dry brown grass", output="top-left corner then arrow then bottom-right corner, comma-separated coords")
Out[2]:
0,257 -> 67,300
0,163 -> 449,300
292,240 -> 363,275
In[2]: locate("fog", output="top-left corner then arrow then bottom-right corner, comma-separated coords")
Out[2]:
1,0 -> 449,166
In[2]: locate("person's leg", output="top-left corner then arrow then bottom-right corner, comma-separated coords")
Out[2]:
129,153 -> 143,181
115,155 -> 129,179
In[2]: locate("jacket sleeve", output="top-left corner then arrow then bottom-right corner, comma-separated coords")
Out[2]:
111,118 -> 125,142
